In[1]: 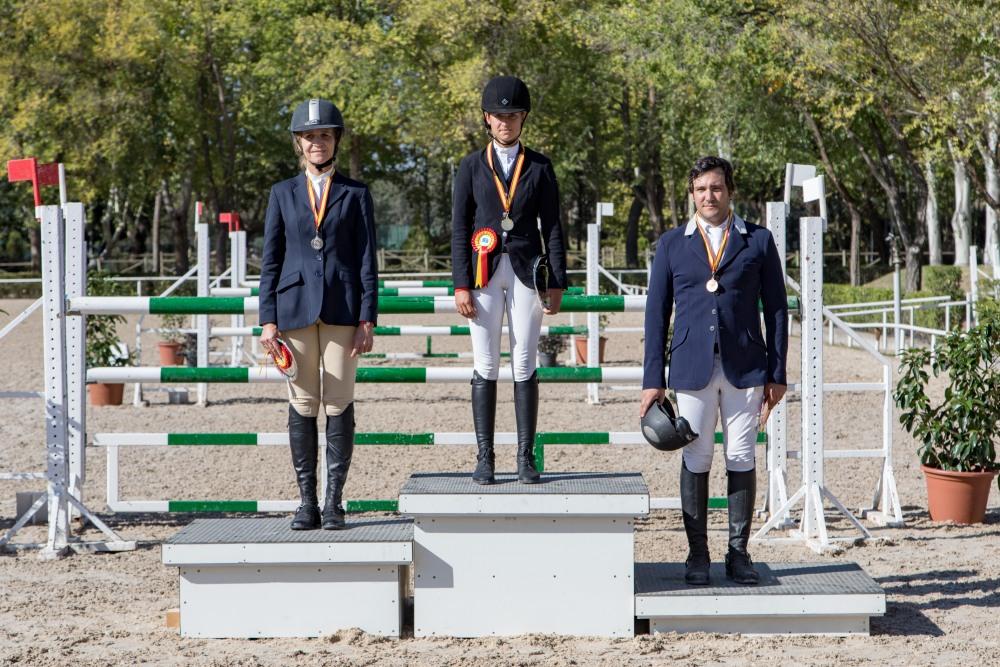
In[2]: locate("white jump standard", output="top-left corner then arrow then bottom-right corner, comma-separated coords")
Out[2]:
399,472 -> 648,638
162,517 -> 411,638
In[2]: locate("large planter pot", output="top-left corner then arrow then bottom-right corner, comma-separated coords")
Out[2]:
537,350 -> 559,367
157,341 -> 185,366
88,382 -> 124,406
921,465 -> 997,524
574,336 -> 608,364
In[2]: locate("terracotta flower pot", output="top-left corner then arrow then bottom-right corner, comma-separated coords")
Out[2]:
88,382 -> 124,406
921,465 -> 997,524
157,341 -> 184,366
574,336 -> 608,364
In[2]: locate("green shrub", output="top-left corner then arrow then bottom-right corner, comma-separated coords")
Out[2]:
922,265 -> 964,300
822,284 -> 895,324
895,309 -> 1000,476
86,272 -> 133,368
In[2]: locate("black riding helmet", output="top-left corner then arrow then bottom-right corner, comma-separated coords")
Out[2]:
290,98 -> 345,134
641,399 -> 699,451
481,76 -> 531,114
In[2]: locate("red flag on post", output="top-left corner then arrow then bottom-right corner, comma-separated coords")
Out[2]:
37,162 -> 60,187
6,158 -> 41,206
219,212 -> 241,232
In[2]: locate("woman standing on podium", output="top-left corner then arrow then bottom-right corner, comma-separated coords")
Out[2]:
259,98 -> 378,531
451,76 -> 569,485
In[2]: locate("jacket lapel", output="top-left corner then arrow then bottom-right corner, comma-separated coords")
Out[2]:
296,171 -> 349,237
686,225 -> 712,270
716,217 -> 749,273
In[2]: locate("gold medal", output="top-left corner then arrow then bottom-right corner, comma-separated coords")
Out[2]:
487,145 -> 525,231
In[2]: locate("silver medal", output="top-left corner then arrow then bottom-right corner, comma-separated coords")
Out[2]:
706,277 -> 719,293
501,214 -> 514,231
310,236 -> 324,251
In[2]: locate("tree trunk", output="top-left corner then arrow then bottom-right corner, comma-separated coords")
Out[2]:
986,122 -> 999,270
350,135 -> 362,180
951,148 -> 972,266
925,158 -> 941,265
849,206 -> 861,286
151,188 -> 162,275
625,191 -> 643,268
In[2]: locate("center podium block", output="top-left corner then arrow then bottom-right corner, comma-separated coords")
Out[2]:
398,472 -> 649,638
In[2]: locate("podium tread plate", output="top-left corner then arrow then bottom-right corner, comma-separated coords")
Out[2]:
401,472 -> 647,495
635,561 -> 883,597
166,517 -> 412,545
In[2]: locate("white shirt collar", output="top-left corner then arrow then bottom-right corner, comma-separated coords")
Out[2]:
493,140 -> 520,157
684,212 -> 747,236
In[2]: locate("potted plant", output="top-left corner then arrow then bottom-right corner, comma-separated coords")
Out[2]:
537,334 -> 567,367
894,307 -> 999,524
574,312 -> 609,364
157,312 -> 189,365
86,272 -> 134,406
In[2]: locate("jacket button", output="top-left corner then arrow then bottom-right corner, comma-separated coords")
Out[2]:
711,308 -> 717,315
315,270 -> 322,277
709,325 -> 715,332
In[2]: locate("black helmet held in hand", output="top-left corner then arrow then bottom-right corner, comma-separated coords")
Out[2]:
641,399 -> 699,451
481,76 -> 531,114
290,98 -> 345,134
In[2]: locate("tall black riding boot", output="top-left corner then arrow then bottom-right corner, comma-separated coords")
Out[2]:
725,468 -> 760,585
471,371 -> 497,485
514,372 -> 540,484
287,405 -> 320,530
681,461 -> 711,585
322,403 -> 355,530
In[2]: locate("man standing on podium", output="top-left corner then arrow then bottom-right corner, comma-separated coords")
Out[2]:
640,156 -> 788,586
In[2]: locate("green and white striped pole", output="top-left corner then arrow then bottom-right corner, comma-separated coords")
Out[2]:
86,366 -> 645,384
95,431 -> 765,514
71,294 -> 797,316
211,286 -> 586,297
210,324 -> 589,337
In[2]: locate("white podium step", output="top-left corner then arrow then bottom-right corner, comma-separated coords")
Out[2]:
400,472 -> 648,638
162,517 -> 412,638
635,561 -> 885,636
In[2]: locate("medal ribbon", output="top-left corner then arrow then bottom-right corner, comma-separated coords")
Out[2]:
305,171 -> 333,237
695,212 -> 732,278
486,145 -> 526,220
472,228 -> 498,288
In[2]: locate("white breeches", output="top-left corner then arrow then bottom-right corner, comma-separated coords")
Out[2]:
675,353 -> 764,473
469,255 -> 543,382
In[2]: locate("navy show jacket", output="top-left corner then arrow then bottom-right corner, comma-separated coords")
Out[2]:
642,214 -> 788,391
259,170 -> 378,330
451,145 -> 568,290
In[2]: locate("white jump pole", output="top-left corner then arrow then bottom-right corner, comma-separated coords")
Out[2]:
753,213 -> 872,552
195,203 -> 209,405
220,212 -> 245,367
64,202 -> 87,518
761,201 -> 791,526
587,202 -> 614,404
0,205 -> 134,556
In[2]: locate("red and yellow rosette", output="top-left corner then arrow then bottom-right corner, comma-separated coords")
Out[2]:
471,228 -> 498,288
268,337 -> 298,382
